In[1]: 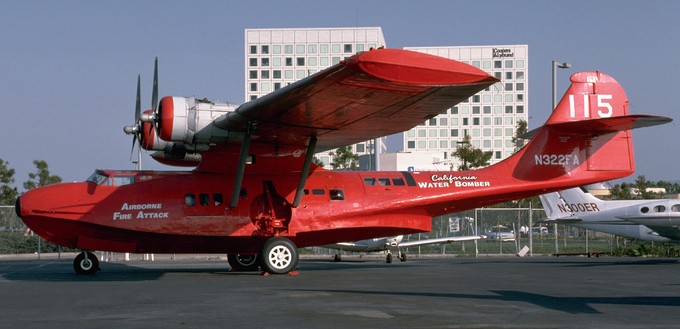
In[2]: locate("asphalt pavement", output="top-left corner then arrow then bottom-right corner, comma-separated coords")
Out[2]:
0,253 -> 679,328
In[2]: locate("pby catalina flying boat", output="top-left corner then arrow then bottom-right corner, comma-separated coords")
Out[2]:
540,187 -> 680,241
16,48 -> 671,275
323,234 -> 486,263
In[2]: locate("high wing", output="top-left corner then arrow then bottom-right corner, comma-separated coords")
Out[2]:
213,48 -> 498,153
398,235 -> 486,247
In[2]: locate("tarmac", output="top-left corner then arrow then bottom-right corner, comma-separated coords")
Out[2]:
1,253 -> 679,328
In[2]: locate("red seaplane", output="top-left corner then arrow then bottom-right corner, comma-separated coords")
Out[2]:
16,48 -> 670,274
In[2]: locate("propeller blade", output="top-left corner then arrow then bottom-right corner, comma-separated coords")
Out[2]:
135,75 -> 141,123
152,57 -> 158,113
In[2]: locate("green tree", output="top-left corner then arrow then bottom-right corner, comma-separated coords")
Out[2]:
0,159 -> 18,205
451,135 -> 492,170
23,160 -> 62,190
511,119 -> 528,153
329,146 -> 359,170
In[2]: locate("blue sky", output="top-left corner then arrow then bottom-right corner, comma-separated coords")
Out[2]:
1,0 -> 679,187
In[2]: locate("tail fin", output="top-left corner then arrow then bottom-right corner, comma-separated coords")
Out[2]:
510,71 -> 670,184
539,187 -> 603,222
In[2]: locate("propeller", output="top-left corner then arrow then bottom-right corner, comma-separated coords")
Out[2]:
123,57 -> 159,163
123,75 -> 143,162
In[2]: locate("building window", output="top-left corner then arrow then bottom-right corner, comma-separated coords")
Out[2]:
249,58 -> 257,67
505,106 -> 513,114
407,141 -> 415,149
273,70 -> 281,79
429,118 -> 437,126
516,105 -> 524,113
249,45 -> 257,54
285,58 -> 293,66
261,45 -> 269,54
473,118 -> 480,126
249,70 -> 257,79
261,58 -> 269,66
296,57 -> 305,66
505,60 -> 513,68
296,44 -> 305,54
320,44 -> 329,53
516,83 -> 524,91
308,44 -> 317,54
494,60 -> 502,68
505,83 -> 513,91
261,70 -> 269,79
273,45 -> 281,54
284,45 -> 293,54
506,72 -> 513,80
344,44 -> 353,53
332,44 -> 341,53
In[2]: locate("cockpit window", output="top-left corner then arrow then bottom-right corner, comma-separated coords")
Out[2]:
113,176 -> 135,186
86,172 -> 109,185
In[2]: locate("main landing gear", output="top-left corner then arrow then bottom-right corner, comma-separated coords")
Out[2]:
73,251 -> 100,275
228,237 -> 299,275
386,250 -> 407,263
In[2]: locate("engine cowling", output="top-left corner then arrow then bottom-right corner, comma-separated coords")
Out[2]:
158,96 -> 236,145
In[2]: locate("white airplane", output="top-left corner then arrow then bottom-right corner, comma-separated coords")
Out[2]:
539,187 -> 680,242
322,234 -> 486,263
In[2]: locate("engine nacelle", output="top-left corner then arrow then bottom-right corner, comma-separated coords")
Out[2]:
158,96 -> 237,145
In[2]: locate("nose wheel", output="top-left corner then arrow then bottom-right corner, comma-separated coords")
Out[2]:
73,251 -> 100,275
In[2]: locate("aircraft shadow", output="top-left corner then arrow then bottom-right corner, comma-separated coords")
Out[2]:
279,288 -> 680,314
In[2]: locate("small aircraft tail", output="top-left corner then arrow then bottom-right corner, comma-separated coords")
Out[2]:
539,187 -> 603,222
506,71 -> 670,186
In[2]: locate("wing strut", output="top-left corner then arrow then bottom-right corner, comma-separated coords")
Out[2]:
230,125 -> 253,208
292,136 -> 317,208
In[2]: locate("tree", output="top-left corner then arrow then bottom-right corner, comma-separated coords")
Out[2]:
511,119 -> 528,153
23,160 -> 62,190
329,146 -> 359,170
451,135 -> 492,170
0,159 -> 18,205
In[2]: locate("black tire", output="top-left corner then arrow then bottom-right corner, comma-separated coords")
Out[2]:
386,253 -> 393,264
73,251 -> 99,275
260,237 -> 298,274
227,254 -> 260,272
399,252 -> 407,262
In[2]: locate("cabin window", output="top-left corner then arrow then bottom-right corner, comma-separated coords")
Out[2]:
654,205 -> 666,213
213,193 -> 224,205
312,189 -> 325,195
329,189 -> 345,201
640,207 -> 649,214
199,193 -> 210,206
185,194 -> 196,207
392,178 -> 405,186
378,178 -> 391,186
364,178 -> 376,186
672,205 -> 680,212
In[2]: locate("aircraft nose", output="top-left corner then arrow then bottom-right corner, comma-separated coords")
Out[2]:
15,196 -> 22,218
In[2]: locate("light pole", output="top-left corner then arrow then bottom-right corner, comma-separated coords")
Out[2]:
552,61 -> 571,110
551,60 -> 571,254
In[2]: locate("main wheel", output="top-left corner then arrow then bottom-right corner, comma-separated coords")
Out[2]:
227,254 -> 260,272
260,237 -> 298,274
73,251 -> 100,275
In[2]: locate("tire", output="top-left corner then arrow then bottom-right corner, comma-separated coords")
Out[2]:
260,237 -> 298,274
227,254 -> 260,272
73,251 -> 100,275
386,253 -> 392,264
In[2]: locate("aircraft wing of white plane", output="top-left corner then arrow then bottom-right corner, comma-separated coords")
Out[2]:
323,234 -> 485,263
539,187 -> 679,242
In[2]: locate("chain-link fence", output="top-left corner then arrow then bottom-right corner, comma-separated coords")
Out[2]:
0,204 -> 646,257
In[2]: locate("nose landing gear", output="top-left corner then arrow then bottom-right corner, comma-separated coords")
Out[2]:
73,251 -> 100,275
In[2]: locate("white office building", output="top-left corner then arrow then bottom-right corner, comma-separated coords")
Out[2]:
400,45 -> 529,170
244,27 -> 387,168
